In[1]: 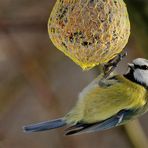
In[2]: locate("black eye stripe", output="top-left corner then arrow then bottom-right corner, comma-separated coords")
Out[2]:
134,64 -> 148,70
134,64 -> 141,69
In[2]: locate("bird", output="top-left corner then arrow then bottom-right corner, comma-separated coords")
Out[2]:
23,58 -> 148,136
48,0 -> 130,70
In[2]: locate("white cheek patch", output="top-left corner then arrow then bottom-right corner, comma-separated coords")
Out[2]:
134,69 -> 148,86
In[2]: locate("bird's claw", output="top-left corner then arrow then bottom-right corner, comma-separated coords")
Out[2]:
103,51 -> 127,79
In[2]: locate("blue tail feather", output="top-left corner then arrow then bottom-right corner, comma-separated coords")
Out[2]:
23,118 -> 66,133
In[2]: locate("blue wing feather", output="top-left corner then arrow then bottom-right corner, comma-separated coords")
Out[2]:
65,110 -> 134,135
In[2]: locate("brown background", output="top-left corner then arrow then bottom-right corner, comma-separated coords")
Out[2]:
0,0 -> 148,148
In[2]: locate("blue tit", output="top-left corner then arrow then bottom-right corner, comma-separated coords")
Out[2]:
23,58 -> 148,135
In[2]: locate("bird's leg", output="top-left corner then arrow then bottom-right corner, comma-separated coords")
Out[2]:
103,51 -> 127,79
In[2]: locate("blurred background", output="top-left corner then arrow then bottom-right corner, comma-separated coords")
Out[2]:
0,0 -> 147,148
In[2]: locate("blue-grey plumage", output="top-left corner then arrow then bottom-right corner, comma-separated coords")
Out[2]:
23,58 -> 148,135
23,118 -> 66,133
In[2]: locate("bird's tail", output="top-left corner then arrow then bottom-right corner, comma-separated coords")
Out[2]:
23,118 -> 66,133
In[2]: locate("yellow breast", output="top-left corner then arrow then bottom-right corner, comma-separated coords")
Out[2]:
65,75 -> 147,124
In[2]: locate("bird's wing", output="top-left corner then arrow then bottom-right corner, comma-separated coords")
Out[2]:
65,110 -> 134,135
88,75 -> 145,120
66,75 -> 146,124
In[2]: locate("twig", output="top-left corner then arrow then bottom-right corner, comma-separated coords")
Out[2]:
124,119 -> 148,148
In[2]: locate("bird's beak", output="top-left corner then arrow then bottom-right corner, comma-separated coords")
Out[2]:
128,63 -> 134,70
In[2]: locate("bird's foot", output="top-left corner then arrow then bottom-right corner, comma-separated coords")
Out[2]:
103,51 -> 127,79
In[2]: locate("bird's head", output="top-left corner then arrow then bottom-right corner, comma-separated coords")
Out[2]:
126,58 -> 148,88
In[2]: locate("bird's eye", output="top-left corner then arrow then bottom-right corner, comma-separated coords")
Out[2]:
141,65 -> 148,70
134,64 -> 148,70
